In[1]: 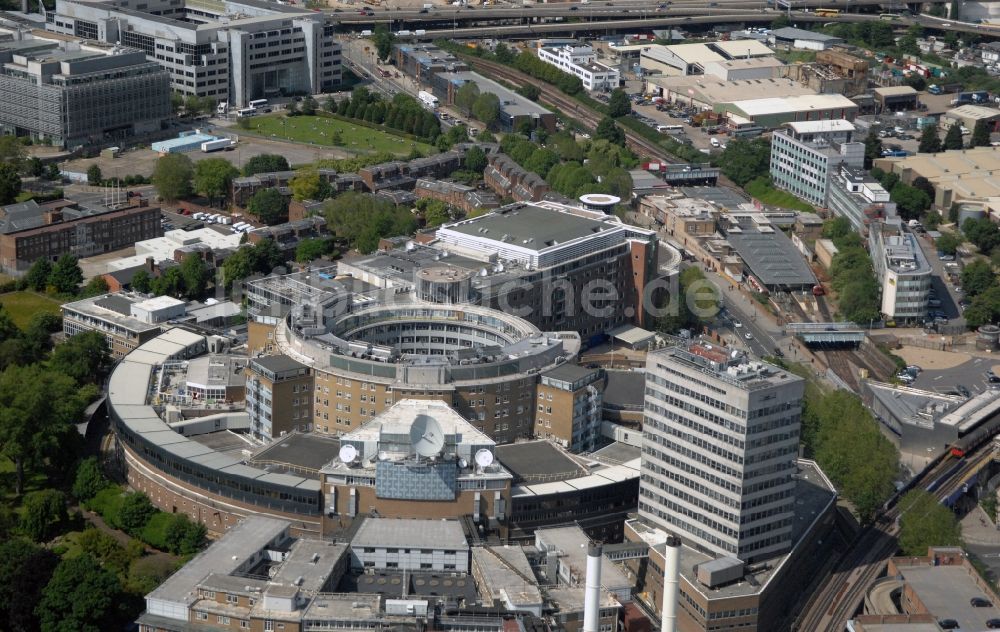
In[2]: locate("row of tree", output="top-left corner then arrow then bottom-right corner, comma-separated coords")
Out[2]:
330,88 -> 441,142
918,121 -> 992,154
454,82 -> 502,130
322,191 -> 417,255
823,218 -> 883,325
152,153 -> 239,205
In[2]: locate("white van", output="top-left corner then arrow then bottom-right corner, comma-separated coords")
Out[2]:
710,137 -> 720,148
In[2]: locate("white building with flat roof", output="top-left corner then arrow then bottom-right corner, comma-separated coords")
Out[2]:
640,342 -> 804,562
869,220 -> 932,323
349,518 -> 470,572
770,119 -> 865,207
537,43 -> 620,92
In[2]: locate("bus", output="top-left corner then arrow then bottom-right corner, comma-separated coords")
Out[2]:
880,13 -> 899,20
236,108 -> 257,118
656,124 -> 683,133
248,99 -> 268,109
814,8 -> 839,16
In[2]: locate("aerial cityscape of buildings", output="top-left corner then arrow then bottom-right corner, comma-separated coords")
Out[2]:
6,2 -> 1000,632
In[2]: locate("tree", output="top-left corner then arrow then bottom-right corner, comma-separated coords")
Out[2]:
372,24 -> 394,61
72,457 -> 108,502
289,168 -> 330,202
117,492 -> 156,536
86,165 -> 102,186
516,84 -> 540,101
455,81 -> 480,117
0,162 -> 21,206
48,254 -> 82,295
890,183 -> 931,220
719,137 -> 771,187
247,188 -> 289,225
295,238 -> 333,263
24,259 -> 52,292
595,116 -> 625,146
180,253 -> 208,300
193,158 -> 238,206
943,123 -> 964,150
37,555 -> 125,632
472,92 -> 501,129
961,259 -> 997,297
863,130 -> 883,169
151,153 -> 193,202
0,136 -> 26,171
80,276 -> 109,298
972,120 -> 992,148
243,154 -> 290,177
464,146 -> 488,173
0,538 -> 58,631
964,217 -> 1000,254
420,199 -> 451,227
131,269 -> 152,294
301,96 -> 317,116
19,490 -> 66,542
44,163 -> 60,182
898,490 -> 962,556
918,124 -> 942,154
49,331 -> 111,385
607,88 -> 631,118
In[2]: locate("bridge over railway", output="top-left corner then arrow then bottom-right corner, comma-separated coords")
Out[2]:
785,322 -> 866,347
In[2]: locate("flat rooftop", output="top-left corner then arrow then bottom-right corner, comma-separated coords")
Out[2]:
436,70 -> 552,119
729,93 -> 858,117
442,204 -> 615,251
248,432 -> 341,476
542,363 -> 599,384
351,517 -> 468,551
340,570 -> 477,604
711,39 -> 775,59
651,75 -> 813,105
725,220 -> 818,288
602,370 -> 645,409
590,441 -> 642,464
866,382 -> 961,430
786,119 -> 856,135
899,562 -> 995,631
472,546 -> 543,608
62,292 -> 161,334
495,440 -> 585,483
185,355 -> 247,389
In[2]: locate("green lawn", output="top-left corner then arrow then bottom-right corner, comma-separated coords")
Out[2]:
244,114 -> 435,156
0,291 -> 63,329
745,177 -> 815,213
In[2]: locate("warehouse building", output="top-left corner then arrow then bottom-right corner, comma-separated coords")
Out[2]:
874,146 -> 1000,208
722,93 -> 859,129
941,104 -> 1000,134
768,27 -> 844,51
639,40 -> 773,77
0,37 -> 169,148
48,0 -> 342,106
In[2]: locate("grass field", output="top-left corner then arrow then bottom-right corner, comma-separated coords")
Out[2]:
746,177 -> 814,213
0,291 -> 63,329
244,114 -> 435,156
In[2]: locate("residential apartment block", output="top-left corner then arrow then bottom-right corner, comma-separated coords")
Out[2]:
0,197 -> 161,273
0,36 -> 170,147
639,342 -> 804,563
484,153 -> 550,202
869,220 -> 932,323
770,119 -> 865,207
537,43 -> 620,92
48,0 -> 342,106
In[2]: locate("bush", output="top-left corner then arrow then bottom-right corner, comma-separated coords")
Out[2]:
72,457 -> 110,502
117,492 -> 157,536
140,513 -> 175,551
85,487 -> 125,528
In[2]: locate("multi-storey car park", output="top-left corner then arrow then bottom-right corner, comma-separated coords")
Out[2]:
47,0 -> 341,106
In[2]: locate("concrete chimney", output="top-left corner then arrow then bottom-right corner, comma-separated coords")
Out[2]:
661,536 -> 681,632
583,543 -> 602,632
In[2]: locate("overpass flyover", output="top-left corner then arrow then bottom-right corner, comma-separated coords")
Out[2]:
785,322 -> 866,347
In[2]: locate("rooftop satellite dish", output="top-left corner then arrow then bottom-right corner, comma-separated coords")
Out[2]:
410,414 -> 444,458
339,444 -> 358,464
474,449 -> 494,469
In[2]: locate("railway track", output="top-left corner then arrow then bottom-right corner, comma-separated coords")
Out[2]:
794,449 -> 995,631
461,57 -> 678,164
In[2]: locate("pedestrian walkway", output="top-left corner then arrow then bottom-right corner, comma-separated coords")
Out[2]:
962,506 -> 1000,546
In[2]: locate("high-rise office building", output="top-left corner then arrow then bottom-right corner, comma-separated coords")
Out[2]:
639,342 -> 804,563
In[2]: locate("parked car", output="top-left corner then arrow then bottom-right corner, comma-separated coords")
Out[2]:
939,619 -> 959,630
744,332 -> 753,340
958,385 -> 972,398
971,597 -> 992,607
987,618 -> 1000,629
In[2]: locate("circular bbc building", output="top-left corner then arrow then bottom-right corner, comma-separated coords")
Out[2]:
249,267 -> 580,444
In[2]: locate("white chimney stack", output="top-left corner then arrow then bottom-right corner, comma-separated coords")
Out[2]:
661,536 -> 681,632
583,543 -> 603,632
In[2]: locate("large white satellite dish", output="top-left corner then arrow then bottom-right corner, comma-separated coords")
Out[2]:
474,449 -> 494,469
339,444 -> 358,464
410,414 -> 445,458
